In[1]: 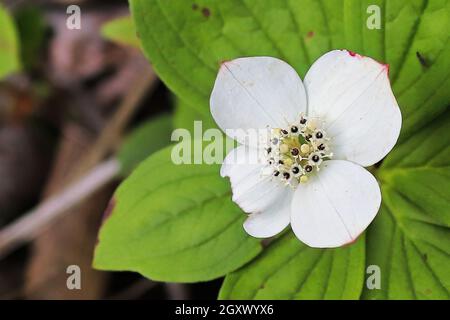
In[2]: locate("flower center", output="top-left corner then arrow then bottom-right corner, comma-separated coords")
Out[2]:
263,114 -> 333,186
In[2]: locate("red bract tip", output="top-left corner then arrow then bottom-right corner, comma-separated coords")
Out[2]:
343,237 -> 357,247
346,50 -> 363,59
348,50 -> 357,57
343,231 -> 363,247
384,64 -> 390,75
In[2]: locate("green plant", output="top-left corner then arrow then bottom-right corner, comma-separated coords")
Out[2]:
0,4 -> 21,78
94,0 -> 449,299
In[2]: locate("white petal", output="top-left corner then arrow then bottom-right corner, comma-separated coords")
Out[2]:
221,146 -> 285,213
211,57 -> 307,145
304,50 -> 402,167
291,160 -> 381,248
244,189 -> 293,238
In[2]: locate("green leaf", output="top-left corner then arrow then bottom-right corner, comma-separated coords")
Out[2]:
363,111 -> 450,299
109,0 -> 450,299
94,145 -> 262,282
173,97 -> 217,132
15,6 -> 46,70
101,15 -> 141,48
117,113 -> 173,175
0,4 -> 20,78
130,0 -> 449,141
219,233 -> 365,299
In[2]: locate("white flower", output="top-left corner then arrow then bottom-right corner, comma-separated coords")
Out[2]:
210,50 -> 402,248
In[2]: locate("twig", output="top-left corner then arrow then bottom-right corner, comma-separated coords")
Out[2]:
0,158 -> 120,259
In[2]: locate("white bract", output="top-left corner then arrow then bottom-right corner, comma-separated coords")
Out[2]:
210,50 -> 402,248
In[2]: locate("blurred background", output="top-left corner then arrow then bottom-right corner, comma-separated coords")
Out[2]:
0,0 -> 218,299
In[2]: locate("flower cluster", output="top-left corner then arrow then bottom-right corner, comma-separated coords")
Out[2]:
264,114 -> 333,186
